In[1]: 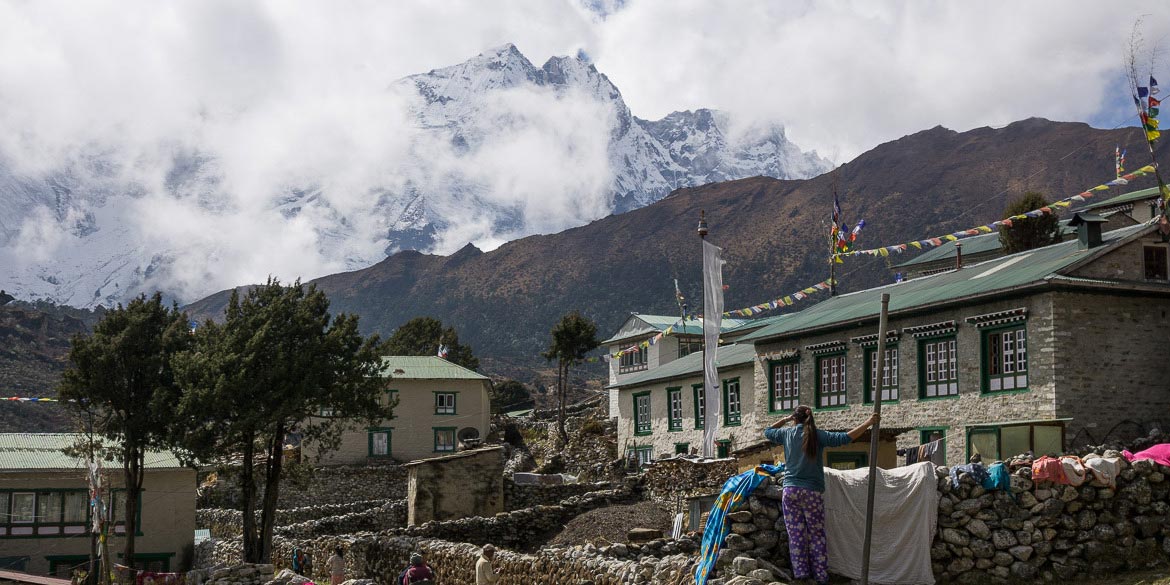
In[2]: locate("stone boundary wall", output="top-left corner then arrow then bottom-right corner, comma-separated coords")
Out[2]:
277,500 -> 407,539
644,457 -> 739,511
198,500 -> 403,540
503,478 -> 611,510
199,464 -> 407,510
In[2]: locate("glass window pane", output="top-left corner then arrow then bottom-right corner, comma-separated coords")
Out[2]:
63,492 -> 87,524
969,430 -> 999,461
1001,426 -> 1030,459
1033,426 -> 1063,457
12,493 -> 35,523
0,492 -> 8,522
38,492 -> 62,524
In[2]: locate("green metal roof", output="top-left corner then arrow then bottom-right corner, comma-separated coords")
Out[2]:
601,314 -> 756,344
741,223 -> 1154,344
1081,186 -> 1160,212
611,343 -> 758,389
894,220 -> 1075,269
0,434 -> 184,471
379,356 -> 489,380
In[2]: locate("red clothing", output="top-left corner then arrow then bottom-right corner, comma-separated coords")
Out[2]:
405,565 -> 434,583
1032,456 -> 1067,484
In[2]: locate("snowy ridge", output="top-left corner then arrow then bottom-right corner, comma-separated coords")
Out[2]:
0,44 -> 832,308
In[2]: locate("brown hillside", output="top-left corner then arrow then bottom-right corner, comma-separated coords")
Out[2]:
186,118 -> 1164,380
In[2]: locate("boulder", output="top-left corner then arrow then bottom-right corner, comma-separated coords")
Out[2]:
942,528 -> 970,546
1009,545 -> 1034,562
965,518 -> 991,540
991,529 -> 1018,550
727,511 -> 753,523
732,556 -> 758,576
628,528 -> 663,542
730,522 -> 757,535
725,533 -> 755,551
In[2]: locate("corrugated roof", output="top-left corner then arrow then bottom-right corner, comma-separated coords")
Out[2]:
741,223 -> 1154,344
611,343 -> 758,389
379,356 -> 489,380
0,434 -> 184,471
894,220 -> 1075,269
1081,186 -> 1160,212
601,314 -> 752,344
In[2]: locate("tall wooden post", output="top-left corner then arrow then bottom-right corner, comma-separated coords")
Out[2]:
861,292 -> 891,585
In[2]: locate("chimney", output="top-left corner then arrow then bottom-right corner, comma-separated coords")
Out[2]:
955,242 -> 963,270
1069,212 -> 1107,250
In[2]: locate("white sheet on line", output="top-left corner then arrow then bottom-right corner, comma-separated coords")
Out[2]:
823,461 -> 939,585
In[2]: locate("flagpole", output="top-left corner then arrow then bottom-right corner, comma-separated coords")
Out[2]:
860,292 -> 891,585
1131,77 -> 1170,226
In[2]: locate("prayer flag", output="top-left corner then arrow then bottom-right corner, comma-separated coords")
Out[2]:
1151,76 -> 1160,95
1139,86 -> 1150,98
702,239 -> 725,458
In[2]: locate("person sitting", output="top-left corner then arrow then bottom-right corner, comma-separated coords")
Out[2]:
402,553 -> 435,584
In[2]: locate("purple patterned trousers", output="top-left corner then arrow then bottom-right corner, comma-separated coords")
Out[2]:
782,486 -> 829,584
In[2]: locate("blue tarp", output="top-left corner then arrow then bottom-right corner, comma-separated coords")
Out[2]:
694,464 -> 784,585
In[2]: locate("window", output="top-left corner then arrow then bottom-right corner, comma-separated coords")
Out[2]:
1144,246 -> 1168,280
433,427 -> 457,452
816,353 -> 848,408
115,553 -> 174,573
627,445 -> 653,466
678,337 -> 702,358
966,423 -> 1064,461
919,428 -> 947,465
920,336 -> 958,398
667,388 -> 684,431
110,490 -> 143,535
633,391 -> 652,435
674,443 -> 690,455
318,406 -> 335,417
722,378 -> 741,426
434,392 -> 457,415
827,452 -> 867,470
0,556 -> 29,571
692,384 -> 706,429
47,555 -> 90,578
983,326 -> 1027,392
0,490 -> 92,538
769,359 -> 800,413
864,346 -> 899,403
368,427 -> 392,457
619,346 -> 649,372
716,440 -> 731,458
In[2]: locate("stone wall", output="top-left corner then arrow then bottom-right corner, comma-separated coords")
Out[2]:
406,446 -> 504,525
198,500 -> 405,540
199,464 -> 407,510
644,457 -> 739,513
503,478 -> 611,510
509,409 -> 622,482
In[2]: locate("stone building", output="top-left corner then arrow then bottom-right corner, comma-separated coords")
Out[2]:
305,356 -> 492,464
739,219 -> 1170,465
404,445 -> 504,525
0,434 -> 195,576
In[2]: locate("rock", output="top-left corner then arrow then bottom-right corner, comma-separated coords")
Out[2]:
965,519 -> 991,540
1149,471 -> 1165,483
725,533 -> 755,551
610,543 -> 628,557
723,577 -> 763,585
730,522 -> 757,535
746,569 -> 773,582
1061,486 -> 1079,502
948,558 -> 975,574
754,559 -> 792,582
628,528 -> 663,542
970,539 -> 995,559
1011,561 -> 1038,580
758,485 -> 783,500
1076,510 -> 1097,531
992,529 -> 1018,550
1018,491 -> 1039,508
992,552 -> 1014,567
1039,497 -> 1064,517
942,528 -> 970,546
727,511 -> 753,523
750,529 -> 779,549
1034,488 -> 1052,501
732,556 -> 758,576
1009,545 -> 1034,562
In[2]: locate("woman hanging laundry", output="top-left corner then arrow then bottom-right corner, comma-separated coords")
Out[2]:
765,405 -> 880,585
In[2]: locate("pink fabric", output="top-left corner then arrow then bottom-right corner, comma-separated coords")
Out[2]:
1032,456 -> 1068,484
1123,444 -> 1170,467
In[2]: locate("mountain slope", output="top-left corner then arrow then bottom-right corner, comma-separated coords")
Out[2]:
186,118 -> 1163,379
0,44 -> 830,309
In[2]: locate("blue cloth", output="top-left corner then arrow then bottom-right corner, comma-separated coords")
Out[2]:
949,463 -> 989,488
764,426 -> 852,492
982,462 -> 1010,491
695,464 -> 784,585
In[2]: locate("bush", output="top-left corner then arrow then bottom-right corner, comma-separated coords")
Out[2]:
579,418 -> 605,436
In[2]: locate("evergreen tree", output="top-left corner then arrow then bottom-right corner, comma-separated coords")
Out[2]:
171,278 -> 390,563
489,379 -> 535,414
999,191 -> 1062,253
542,312 -> 600,446
58,293 -> 191,568
382,316 -> 479,370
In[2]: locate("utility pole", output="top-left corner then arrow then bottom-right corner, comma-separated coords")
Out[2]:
861,293 -> 891,585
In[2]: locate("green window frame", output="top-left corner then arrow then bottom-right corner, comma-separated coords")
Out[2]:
768,358 -> 800,413
633,391 -> 652,436
918,335 -> 958,399
674,442 -> 690,455
692,384 -> 706,429
966,422 -> 1064,461
667,387 -> 684,431
827,452 -> 867,470
863,346 -> 899,404
627,445 -> 653,466
981,324 -> 1028,393
722,378 -> 742,426
433,426 -> 457,453
115,552 -> 175,573
678,336 -> 702,358
434,391 -> 457,415
0,489 -> 91,538
918,427 -> 948,465
716,440 -> 731,458
367,427 -> 393,458
109,489 -> 143,537
815,352 -> 848,409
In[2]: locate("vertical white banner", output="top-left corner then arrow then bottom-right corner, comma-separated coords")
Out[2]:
702,239 -> 725,457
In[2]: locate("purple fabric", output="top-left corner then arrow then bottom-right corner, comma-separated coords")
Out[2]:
782,486 -> 829,584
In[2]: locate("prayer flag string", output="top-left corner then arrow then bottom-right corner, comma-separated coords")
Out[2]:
832,166 -> 1156,259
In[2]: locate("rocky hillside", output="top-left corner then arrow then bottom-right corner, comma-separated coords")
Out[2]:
186,118 -> 1165,380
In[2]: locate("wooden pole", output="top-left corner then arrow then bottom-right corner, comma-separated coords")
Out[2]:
860,292 -> 890,585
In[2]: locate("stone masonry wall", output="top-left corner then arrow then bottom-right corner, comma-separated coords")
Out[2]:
199,464 -> 407,510
644,457 -> 739,513
407,446 -> 504,525
503,478 -> 611,510
1050,291 -> 1170,447
197,499 -> 405,540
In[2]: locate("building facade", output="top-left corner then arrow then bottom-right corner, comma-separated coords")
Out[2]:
0,434 -> 195,577
306,356 -> 492,464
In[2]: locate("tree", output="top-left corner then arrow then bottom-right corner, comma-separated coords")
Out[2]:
58,293 -> 191,568
381,316 -> 479,370
542,312 -> 600,446
490,379 -> 535,414
172,278 -> 390,563
999,191 -> 1062,254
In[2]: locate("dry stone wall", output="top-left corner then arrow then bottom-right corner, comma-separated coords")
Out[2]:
503,478 -> 612,510
199,464 -> 407,510
644,457 -> 739,511
198,499 -> 405,540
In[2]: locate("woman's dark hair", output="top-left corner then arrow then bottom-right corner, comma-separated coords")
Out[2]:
793,405 -> 818,458
335,546 -> 343,556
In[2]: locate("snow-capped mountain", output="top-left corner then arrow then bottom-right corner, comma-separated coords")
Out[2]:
0,44 -> 831,308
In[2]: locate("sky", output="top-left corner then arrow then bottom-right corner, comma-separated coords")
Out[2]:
1,1 -> 1169,303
